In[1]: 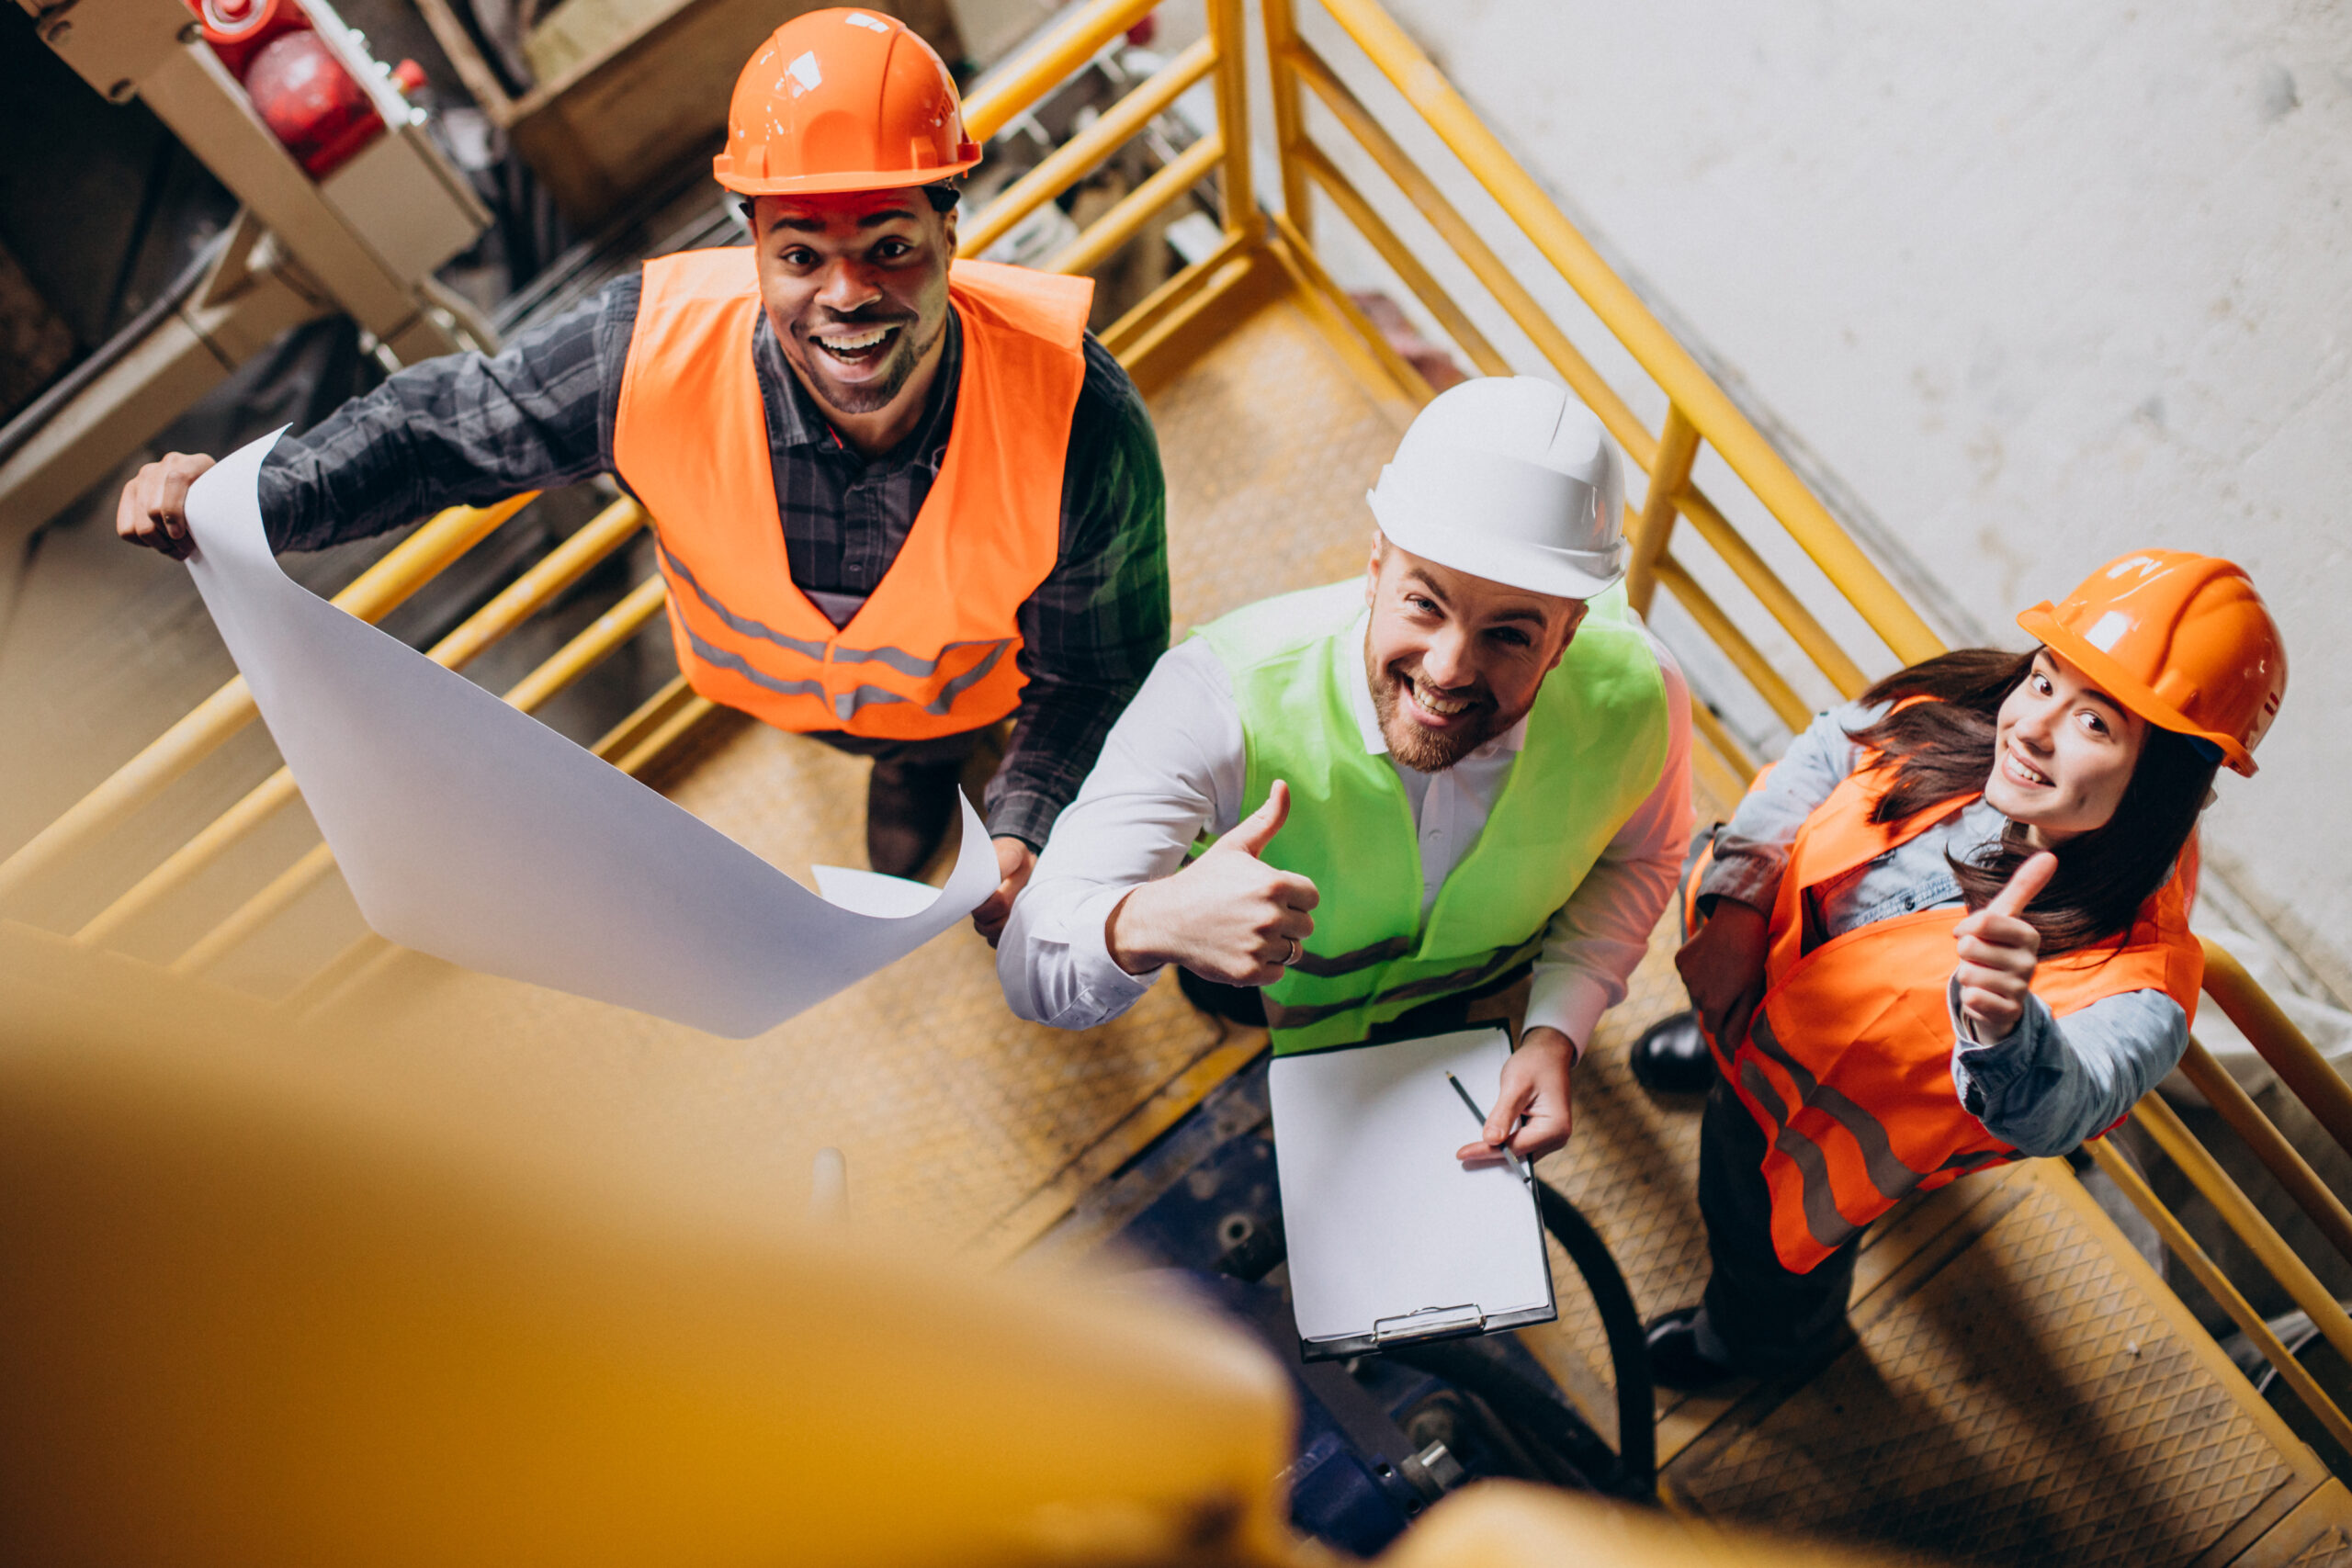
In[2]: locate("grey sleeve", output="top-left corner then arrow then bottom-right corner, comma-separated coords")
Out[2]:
1696,698 -> 1889,913
256,273 -> 638,552
1950,985 -> 2188,1156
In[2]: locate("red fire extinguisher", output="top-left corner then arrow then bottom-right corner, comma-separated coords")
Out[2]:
187,0 -> 425,180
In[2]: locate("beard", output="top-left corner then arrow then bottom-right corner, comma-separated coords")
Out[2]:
1363,644 -> 1521,773
796,309 -> 939,415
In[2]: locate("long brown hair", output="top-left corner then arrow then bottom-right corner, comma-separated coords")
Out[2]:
1846,649 -> 2218,955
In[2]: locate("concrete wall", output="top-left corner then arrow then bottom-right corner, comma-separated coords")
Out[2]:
1316,0 -> 2352,999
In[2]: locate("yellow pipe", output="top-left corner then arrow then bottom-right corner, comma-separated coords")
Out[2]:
1315,0 -> 1943,666
1626,405 -> 1701,618
2084,1139 -> 2352,1458
960,0 -> 1163,143
421,498 -> 646,672
171,841 -> 335,977
958,38 -> 1218,260
1046,133 -> 1225,277
587,673 -> 702,769
1295,141 -> 1511,377
1285,46 -> 1649,461
0,493 -> 534,907
1205,0 -> 1256,236
496,574 -> 669,714
1653,554 -> 1812,733
2131,1092 -> 2352,1372
1260,0 -> 1315,241
173,567 -> 665,977
1268,211 -> 1436,406
2199,938 -> 2352,1162
1671,485 -> 1873,699
2172,1035 -> 2352,1271
1096,227 -> 1254,363
73,770 -> 303,948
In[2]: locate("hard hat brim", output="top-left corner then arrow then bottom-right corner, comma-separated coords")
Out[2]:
2018,604 -> 2257,776
714,153 -> 983,198
1369,492 -> 1627,603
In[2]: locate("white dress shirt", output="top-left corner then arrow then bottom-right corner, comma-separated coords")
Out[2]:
999,609 -> 1694,1056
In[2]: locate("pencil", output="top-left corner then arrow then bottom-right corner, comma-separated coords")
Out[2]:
1444,1070 -> 1530,1180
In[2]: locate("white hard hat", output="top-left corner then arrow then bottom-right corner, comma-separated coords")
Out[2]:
1365,378 -> 1628,599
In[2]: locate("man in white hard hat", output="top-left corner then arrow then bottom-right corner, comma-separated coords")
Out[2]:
1001,379 -> 1691,1163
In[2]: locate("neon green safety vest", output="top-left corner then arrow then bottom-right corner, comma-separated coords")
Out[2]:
1198,580 -> 1671,1055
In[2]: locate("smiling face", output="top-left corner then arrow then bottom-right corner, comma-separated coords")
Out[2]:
1361,533 -> 1587,773
1983,648 -> 2148,845
751,189 -> 956,418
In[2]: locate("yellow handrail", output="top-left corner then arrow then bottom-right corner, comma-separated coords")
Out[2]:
2171,1035 -> 2352,1270
0,492 -> 534,907
1310,0 -> 1943,668
1293,140 -> 1510,378
1625,406 -> 1701,617
1046,134 -> 1225,277
2087,1138 -> 2352,1458
2199,938 -> 2352,1162
960,0 -> 1163,143
2132,1094 -> 2352,1372
959,36 -> 1218,260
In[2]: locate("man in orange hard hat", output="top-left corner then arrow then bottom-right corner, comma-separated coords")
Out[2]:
116,9 -> 1169,942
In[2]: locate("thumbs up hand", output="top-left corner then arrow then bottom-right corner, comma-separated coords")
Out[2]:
1951,851 -> 2058,1042
1105,778 -> 1322,986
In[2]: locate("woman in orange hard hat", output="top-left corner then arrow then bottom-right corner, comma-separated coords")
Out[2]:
116,11 -> 1169,942
1631,550 -> 2288,1389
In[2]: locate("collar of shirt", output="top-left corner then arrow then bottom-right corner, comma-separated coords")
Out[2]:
1340,612 -> 1529,762
752,302 -> 962,472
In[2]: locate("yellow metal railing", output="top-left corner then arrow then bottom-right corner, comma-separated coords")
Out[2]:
6,0 -> 2346,1465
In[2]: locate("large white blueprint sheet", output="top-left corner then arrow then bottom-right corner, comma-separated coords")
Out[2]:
1269,1028 -> 1555,1352
181,431 -> 995,1038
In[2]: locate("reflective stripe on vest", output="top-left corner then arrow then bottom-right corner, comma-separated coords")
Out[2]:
1201,579 -> 1672,1055
614,251 -> 1091,739
1724,751 -> 2204,1272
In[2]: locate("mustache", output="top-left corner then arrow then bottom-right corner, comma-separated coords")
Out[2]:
1389,663 -> 1495,709
801,308 -> 918,333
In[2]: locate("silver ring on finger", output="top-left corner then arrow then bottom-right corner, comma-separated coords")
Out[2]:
1285,937 -> 1302,967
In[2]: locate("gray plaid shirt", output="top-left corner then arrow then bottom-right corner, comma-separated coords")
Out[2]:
257,264 -> 1170,848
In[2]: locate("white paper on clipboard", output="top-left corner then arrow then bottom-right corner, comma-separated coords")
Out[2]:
1269,1027 -> 1556,1357
179,430 -> 997,1039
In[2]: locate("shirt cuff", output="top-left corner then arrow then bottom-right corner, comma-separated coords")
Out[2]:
1693,846 -> 1781,917
1947,975 -> 2053,1115
1065,881 -> 1161,1015
983,789 -> 1060,852
1524,969 -> 1612,1064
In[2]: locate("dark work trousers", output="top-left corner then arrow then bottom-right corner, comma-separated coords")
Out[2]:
1697,1075 -> 1863,1375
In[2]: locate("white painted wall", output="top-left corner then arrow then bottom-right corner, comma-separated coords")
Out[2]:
1307,0 -> 2352,998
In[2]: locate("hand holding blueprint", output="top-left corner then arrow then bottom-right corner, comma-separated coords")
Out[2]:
182,431 -> 996,1038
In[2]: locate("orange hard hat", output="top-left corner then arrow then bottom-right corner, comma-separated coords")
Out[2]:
2017,549 -> 2286,776
712,9 -> 980,198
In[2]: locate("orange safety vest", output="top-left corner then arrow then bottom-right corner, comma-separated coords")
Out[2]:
612,249 -> 1092,738
1718,757 -> 2203,1273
